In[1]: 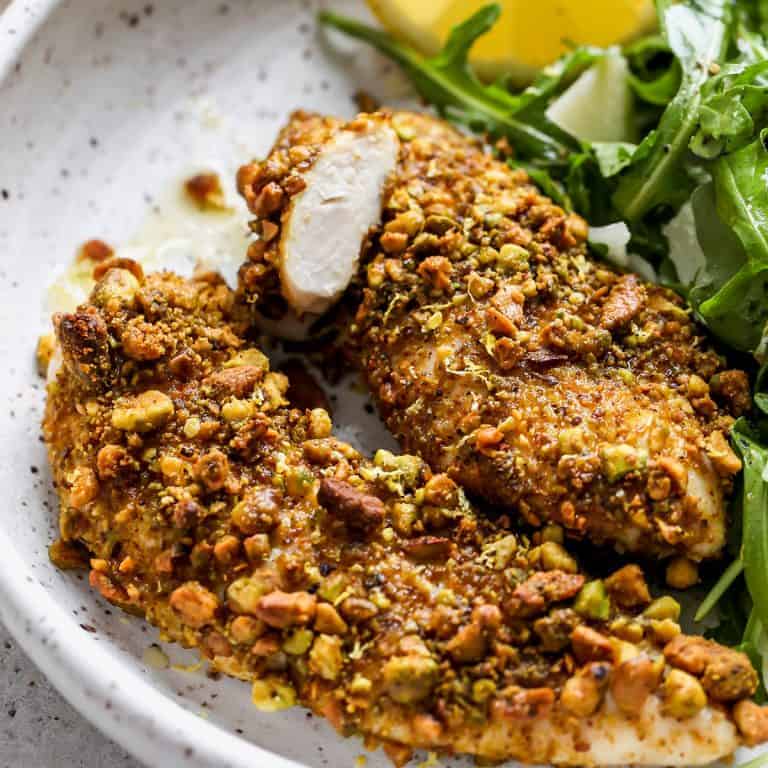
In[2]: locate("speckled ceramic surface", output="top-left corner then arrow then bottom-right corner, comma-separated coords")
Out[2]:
3,3 -> 766,768
0,2 -> 412,766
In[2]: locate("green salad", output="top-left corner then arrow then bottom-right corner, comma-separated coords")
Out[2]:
320,0 -> 768,707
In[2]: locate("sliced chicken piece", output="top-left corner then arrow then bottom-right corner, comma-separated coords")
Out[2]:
44,266 -> 765,767
237,110 -> 748,562
238,111 -> 398,316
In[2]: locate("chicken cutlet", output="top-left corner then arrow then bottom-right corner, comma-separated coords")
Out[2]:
44,263 -> 766,766
236,110 -> 749,563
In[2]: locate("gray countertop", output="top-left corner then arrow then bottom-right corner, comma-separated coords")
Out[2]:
0,620 -> 142,768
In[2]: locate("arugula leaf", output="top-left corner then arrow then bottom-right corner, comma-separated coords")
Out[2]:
696,557 -> 745,622
690,133 -> 768,351
625,34 -> 681,107
732,420 -> 768,635
613,0 -> 733,225
592,142 -> 637,177
318,6 -> 599,170
756,393 -> 768,415
705,582 -> 752,646
693,94 -> 755,159
738,609 -> 768,703
691,60 -> 768,158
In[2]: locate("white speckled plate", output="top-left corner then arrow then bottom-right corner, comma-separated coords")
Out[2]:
0,1 -> 412,766
2,3 -> 765,768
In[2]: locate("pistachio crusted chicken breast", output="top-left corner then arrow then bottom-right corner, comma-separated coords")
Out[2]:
44,265 -> 768,765
237,110 -> 749,562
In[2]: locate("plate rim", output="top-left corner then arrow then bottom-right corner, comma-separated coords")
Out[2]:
0,3 -> 308,766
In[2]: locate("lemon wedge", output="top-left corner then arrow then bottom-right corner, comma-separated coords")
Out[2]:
366,0 -> 656,83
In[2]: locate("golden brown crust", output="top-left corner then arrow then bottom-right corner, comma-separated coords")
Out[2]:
237,110 -> 748,561
43,266 -> 764,764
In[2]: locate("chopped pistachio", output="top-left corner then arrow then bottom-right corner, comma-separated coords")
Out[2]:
600,443 -> 648,482
574,580 -> 611,620
540,541 -> 578,573
643,596 -> 681,621
285,466 -> 315,498
392,502 -> 418,535
472,679 -> 496,703
479,534 -> 518,570
224,348 -> 269,370
481,331 -> 497,356
650,618 -> 681,643
251,677 -> 297,712
349,674 -> 373,695
183,416 -> 201,438
558,427 -> 586,455
476,246 -> 499,265
424,310 -> 443,331
661,669 -> 706,719
227,575 -> 273,615
370,590 -> 392,610
262,371 -> 289,409
222,398 -> 252,422
374,450 -> 421,480
309,634 -> 344,681
283,628 -> 314,655
318,572 -> 346,603
111,390 -> 174,432
366,451 -> 423,495
392,115 -> 416,141
609,617 -> 644,643
382,655 -> 439,703
308,408 -> 332,439
626,328 -> 653,347
425,214 -> 456,234
497,243 -> 529,272
91,268 -> 139,309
